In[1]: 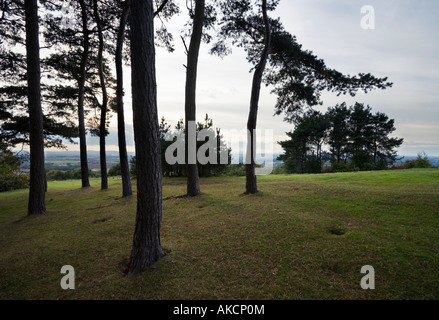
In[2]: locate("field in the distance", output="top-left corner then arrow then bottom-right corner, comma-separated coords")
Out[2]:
1,168 -> 438,300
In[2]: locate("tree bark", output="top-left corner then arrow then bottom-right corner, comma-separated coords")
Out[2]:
93,0 -> 108,190
78,0 -> 90,188
25,0 -> 46,215
116,0 -> 132,197
128,0 -> 164,275
184,0 -> 204,197
245,0 -> 271,194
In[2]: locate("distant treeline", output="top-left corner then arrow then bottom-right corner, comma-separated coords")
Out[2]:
46,169 -> 99,181
277,103 -> 405,174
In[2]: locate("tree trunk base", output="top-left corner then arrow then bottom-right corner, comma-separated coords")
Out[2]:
128,245 -> 165,275
186,164 -> 201,197
122,187 -> 133,198
245,164 -> 258,194
187,189 -> 201,197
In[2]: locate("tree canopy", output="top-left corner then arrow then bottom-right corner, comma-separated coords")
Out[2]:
212,0 -> 393,123
278,103 -> 404,173
1,0 -> 80,150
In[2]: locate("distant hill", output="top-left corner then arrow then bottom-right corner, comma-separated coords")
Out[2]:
19,151 -> 438,171
21,151 -> 135,171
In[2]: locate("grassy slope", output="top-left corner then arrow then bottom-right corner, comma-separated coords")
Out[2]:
0,168 -> 438,300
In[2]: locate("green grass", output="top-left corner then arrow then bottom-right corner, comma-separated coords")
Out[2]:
1,168 -> 439,300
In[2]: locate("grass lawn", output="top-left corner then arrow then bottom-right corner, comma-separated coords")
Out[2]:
0,168 -> 438,300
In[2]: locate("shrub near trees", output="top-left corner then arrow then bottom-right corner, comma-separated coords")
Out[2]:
278,103 -> 404,174
403,152 -> 432,169
129,115 -> 231,178
0,148 -> 29,192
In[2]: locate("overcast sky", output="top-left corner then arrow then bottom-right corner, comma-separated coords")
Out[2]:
81,0 -> 439,157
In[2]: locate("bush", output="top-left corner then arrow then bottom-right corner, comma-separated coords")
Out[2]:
0,149 -> 29,192
271,164 -> 287,175
224,164 -> 246,176
330,161 -> 366,173
129,156 -> 136,178
0,150 -> 21,176
108,163 -> 122,177
403,152 -> 431,169
0,173 -> 29,192
331,162 -> 350,173
362,162 -> 378,171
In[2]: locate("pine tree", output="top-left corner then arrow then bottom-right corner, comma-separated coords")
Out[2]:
1,0 -> 79,151
115,0 -> 132,197
327,103 -> 351,164
128,0 -> 165,275
212,0 -> 392,191
184,0 -> 205,197
279,103 -> 403,172
25,0 -> 46,215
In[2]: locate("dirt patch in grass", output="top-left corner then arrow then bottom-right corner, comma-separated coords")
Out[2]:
328,226 -> 346,236
92,216 -> 113,224
199,180 -> 229,186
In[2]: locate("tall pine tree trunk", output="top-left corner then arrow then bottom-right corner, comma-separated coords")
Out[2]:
128,0 -> 164,275
116,0 -> 132,197
93,0 -> 108,190
184,0 -> 204,197
245,0 -> 271,194
78,0 -> 90,188
25,0 -> 46,215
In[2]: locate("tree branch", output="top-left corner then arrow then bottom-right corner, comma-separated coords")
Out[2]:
154,0 -> 169,17
180,35 -> 189,55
